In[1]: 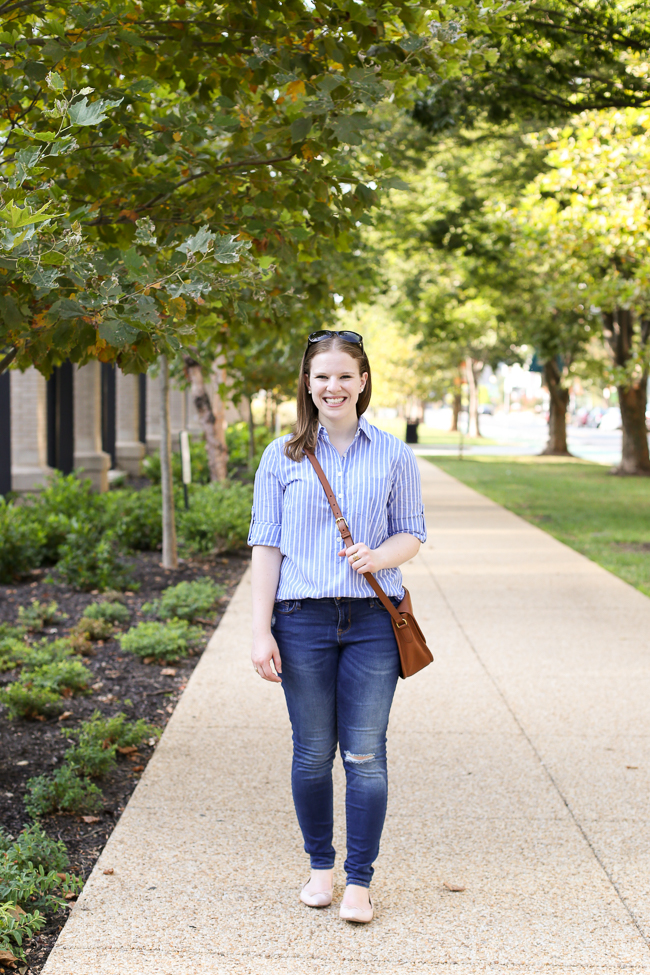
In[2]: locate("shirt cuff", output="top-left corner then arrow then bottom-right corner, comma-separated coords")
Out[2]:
387,517 -> 427,544
247,521 -> 282,548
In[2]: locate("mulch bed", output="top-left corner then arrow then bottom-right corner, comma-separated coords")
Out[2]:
0,549 -> 250,974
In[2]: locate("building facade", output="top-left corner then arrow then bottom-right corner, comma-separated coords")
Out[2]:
0,362 -> 232,494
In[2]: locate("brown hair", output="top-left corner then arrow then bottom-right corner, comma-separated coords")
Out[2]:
284,334 -> 372,462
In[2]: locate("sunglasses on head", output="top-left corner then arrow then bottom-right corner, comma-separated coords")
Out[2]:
308,330 -> 364,348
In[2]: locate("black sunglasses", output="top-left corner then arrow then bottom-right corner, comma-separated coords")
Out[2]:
308,330 -> 364,348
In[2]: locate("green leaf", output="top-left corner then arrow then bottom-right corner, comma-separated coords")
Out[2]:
98,319 -> 141,346
176,226 -> 216,256
382,175 -> 411,190
0,294 -> 22,327
212,234 -> 250,264
68,96 -> 122,127
290,116 -> 313,143
329,114 -> 371,146
40,251 -> 66,266
0,201 -> 62,229
47,71 -> 65,91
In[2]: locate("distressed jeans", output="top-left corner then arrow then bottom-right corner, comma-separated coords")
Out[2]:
272,596 -> 401,888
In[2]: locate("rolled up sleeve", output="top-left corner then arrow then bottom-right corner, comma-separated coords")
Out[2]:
247,444 -> 284,548
386,446 -> 427,542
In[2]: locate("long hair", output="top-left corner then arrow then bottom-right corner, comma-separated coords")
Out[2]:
284,334 -> 372,462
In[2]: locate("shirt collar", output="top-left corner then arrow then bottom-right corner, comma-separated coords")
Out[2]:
317,414 -> 373,443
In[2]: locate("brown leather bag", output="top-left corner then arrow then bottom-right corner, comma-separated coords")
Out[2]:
306,451 -> 433,679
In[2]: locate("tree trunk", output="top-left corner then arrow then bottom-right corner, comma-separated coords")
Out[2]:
616,376 -> 650,474
183,356 -> 228,482
450,392 -> 461,432
465,357 -> 483,438
160,356 -> 178,569
246,396 -> 255,465
541,359 -> 571,455
211,361 -> 228,478
602,309 -> 650,475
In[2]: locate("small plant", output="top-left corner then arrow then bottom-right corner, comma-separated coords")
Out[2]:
0,655 -> 91,718
24,766 -> 102,818
0,824 -> 70,875
28,658 -> 92,696
65,711 -> 159,778
119,618 -> 204,662
83,601 -> 130,625
0,900 -> 45,964
144,577 -> 224,622
17,599 -> 67,633
71,615 -> 114,641
0,683 -> 63,719
107,485 -> 163,551
0,636 -> 29,673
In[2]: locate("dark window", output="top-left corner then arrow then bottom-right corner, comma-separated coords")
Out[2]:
0,369 -> 10,495
46,362 -> 74,474
101,363 -> 116,469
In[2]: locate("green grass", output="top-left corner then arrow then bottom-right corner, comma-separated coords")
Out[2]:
371,416 -> 496,448
429,455 -> 650,598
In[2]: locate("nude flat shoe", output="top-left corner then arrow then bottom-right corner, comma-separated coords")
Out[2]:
300,883 -> 333,908
339,897 -> 373,923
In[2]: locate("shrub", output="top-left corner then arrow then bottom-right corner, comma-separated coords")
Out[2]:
142,438 -> 210,486
24,766 -> 102,818
55,522 -> 134,591
177,481 -> 253,555
144,577 -> 224,622
14,638 -> 74,669
119,618 -> 204,662
0,684 -> 63,719
17,599 -> 67,633
226,421 -> 273,481
27,472 -> 103,564
0,498 -> 46,582
0,825 -> 81,962
107,485 -> 163,551
84,601 -> 130,625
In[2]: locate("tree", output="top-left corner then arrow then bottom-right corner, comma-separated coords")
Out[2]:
1,0 -> 514,377
516,109 -> 650,473
413,0 -> 650,133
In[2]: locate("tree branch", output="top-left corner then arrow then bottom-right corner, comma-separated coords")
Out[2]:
0,348 -> 17,375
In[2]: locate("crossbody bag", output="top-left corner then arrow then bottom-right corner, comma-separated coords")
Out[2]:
305,451 -> 433,679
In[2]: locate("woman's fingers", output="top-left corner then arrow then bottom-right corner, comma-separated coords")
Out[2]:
272,646 -> 282,674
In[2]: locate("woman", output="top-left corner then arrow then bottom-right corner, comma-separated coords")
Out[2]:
248,330 -> 426,923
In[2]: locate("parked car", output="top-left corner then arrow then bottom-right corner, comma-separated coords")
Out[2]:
598,407 -> 622,431
573,407 -> 590,426
587,406 -> 606,427
478,404 -> 494,415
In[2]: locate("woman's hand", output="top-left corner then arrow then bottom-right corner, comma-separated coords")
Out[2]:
338,542 -> 383,575
252,631 -> 283,683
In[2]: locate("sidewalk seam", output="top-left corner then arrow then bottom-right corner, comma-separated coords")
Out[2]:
418,548 -> 650,954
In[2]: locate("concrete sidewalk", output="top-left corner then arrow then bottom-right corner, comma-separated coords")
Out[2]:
43,459 -> 650,974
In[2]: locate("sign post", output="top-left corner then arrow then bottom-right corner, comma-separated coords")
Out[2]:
179,430 -> 191,509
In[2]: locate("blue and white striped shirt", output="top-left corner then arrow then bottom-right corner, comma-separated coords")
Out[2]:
247,415 -> 427,600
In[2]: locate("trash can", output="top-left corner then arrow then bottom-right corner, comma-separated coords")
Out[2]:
405,421 -> 419,444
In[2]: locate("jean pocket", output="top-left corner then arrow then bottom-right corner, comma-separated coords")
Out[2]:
274,599 -> 301,615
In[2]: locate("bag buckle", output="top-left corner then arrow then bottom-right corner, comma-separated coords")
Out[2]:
335,516 -> 350,534
395,617 -> 408,628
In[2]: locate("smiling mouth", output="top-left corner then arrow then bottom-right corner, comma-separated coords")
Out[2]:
323,396 -> 346,405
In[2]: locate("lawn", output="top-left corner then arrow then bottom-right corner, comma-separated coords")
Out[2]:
371,415 -> 496,448
428,455 -> 650,598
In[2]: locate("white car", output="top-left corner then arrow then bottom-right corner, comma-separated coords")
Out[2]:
597,407 -> 622,431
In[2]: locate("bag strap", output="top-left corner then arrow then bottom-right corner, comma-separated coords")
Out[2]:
305,450 -> 406,628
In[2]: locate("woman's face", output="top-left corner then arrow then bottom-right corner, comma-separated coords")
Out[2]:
307,349 -> 368,423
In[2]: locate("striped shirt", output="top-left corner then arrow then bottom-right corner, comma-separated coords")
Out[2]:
247,415 -> 427,600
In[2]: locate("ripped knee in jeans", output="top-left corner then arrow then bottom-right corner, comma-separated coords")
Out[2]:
344,751 -> 375,765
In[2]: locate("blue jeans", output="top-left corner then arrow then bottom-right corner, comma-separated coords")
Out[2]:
272,596 -> 401,888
